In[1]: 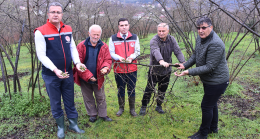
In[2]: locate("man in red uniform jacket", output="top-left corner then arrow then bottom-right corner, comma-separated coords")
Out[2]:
109,18 -> 140,117
34,2 -> 85,139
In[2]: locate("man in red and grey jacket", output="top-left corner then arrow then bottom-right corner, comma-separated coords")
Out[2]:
109,18 -> 140,117
34,2 -> 85,138
73,24 -> 112,123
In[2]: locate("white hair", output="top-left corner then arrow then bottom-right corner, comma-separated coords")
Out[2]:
48,2 -> 63,12
89,24 -> 102,35
157,23 -> 169,30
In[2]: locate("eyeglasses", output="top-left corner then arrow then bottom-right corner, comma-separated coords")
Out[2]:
49,11 -> 62,14
196,26 -> 210,30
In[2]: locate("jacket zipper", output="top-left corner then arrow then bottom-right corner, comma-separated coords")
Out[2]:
59,25 -> 66,72
128,42 -> 129,51
123,37 -> 128,73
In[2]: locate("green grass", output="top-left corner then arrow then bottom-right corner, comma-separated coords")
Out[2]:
1,32 -> 260,138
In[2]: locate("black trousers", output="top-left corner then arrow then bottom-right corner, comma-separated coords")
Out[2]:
115,71 -> 137,97
141,72 -> 171,107
200,81 -> 229,136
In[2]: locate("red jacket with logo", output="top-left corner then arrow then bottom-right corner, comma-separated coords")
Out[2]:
34,20 -> 73,76
111,31 -> 138,73
73,39 -> 112,90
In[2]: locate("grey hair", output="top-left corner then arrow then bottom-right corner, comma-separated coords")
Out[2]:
89,24 -> 102,35
48,2 -> 63,12
196,17 -> 212,26
157,23 -> 169,30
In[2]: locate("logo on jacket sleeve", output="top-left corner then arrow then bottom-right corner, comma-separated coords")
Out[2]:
130,42 -> 135,47
65,36 -> 71,43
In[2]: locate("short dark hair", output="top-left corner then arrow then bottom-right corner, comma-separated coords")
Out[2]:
118,18 -> 128,25
196,17 -> 212,26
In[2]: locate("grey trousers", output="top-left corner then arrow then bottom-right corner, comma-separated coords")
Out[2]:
80,80 -> 107,117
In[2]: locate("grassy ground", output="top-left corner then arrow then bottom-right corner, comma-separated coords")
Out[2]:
0,32 -> 260,138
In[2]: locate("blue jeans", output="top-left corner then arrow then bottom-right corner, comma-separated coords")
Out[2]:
200,81 -> 229,136
42,71 -> 78,119
114,71 -> 137,97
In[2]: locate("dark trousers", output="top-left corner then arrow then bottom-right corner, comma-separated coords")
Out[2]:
141,72 -> 171,106
42,71 -> 78,119
200,81 -> 229,136
115,71 -> 137,97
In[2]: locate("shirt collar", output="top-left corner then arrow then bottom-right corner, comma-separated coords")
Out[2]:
120,32 -> 128,38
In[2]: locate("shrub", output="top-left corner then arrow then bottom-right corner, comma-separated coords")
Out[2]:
0,93 -> 50,118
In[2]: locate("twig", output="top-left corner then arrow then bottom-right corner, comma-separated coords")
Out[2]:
115,62 -> 180,67
209,0 -> 260,37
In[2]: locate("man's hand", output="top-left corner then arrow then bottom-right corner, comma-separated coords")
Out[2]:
174,70 -> 189,77
159,60 -> 169,68
119,57 -> 125,62
76,63 -> 87,72
174,63 -> 185,69
100,67 -> 109,75
53,68 -> 69,79
126,57 -> 133,63
90,77 -> 97,82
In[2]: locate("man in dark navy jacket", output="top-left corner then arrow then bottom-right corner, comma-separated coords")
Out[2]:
34,2 -> 85,139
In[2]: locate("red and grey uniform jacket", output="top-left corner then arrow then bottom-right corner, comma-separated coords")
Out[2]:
73,38 -> 112,90
111,31 -> 138,73
34,19 -> 73,76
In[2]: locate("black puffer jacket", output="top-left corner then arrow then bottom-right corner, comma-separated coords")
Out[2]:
183,31 -> 229,85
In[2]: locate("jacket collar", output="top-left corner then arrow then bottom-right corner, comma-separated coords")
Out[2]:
201,30 -> 214,44
46,19 -> 65,32
116,31 -> 132,39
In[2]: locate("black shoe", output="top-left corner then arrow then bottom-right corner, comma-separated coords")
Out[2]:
100,116 -> 112,122
189,133 -> 207,139
155,106 -> 165,114
89,116 -> 97,123
139,106 -> 147,116
209,129 -> 218,134
188,131 -> 200,138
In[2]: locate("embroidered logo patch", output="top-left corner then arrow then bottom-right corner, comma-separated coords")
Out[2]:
48,37 -> 54,40
65,36 -> 70,43
130,42 -> 135,47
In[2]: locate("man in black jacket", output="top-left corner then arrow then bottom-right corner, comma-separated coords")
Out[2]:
175,17 -> 229,139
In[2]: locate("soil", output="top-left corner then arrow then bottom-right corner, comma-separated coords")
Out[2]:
218,80 -> 260,120
0,72 -> 30,82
